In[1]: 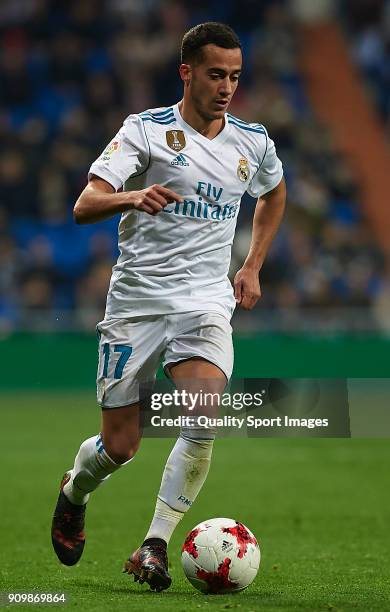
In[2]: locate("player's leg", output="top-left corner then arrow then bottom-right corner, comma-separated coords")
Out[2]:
124,312 -> 233,591
146,358 -> 226,537
51,404 -> 142,567
124,359 -> 226,591
51,316 -> 163,566
63,403 -> 142,505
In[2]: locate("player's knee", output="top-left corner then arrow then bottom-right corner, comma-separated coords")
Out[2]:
104,435 -> 141,464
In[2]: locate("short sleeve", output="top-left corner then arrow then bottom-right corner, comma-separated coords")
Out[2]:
246,129 -> 283,198
88,115 -> 149,191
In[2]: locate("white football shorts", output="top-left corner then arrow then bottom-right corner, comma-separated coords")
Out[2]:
96,312 -> 234,409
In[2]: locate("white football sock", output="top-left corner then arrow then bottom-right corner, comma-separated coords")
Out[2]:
144,498 -> 184,544
63,434 -> 126,505
144,434 -> 214,543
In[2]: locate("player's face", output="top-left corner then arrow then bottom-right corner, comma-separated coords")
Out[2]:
184,44 -> 242,121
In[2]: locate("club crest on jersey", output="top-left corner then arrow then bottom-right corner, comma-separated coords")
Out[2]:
237,157 -> 250,182
166,130 -> 186,152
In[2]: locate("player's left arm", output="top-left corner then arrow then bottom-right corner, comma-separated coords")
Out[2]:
234,177 -> 286,310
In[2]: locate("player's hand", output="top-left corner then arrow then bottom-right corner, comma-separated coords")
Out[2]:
128,184 -> 182,215
233,266 -> 261,310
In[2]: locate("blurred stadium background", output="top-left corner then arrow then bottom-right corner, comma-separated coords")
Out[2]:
1,0 -> 390,385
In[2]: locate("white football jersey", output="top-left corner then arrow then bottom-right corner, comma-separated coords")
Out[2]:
89,103 -> 283,320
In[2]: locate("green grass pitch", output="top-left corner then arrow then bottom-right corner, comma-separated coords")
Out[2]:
1,392 -> 389,611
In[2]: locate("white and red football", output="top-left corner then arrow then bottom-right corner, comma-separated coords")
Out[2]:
181,517 -> 260,594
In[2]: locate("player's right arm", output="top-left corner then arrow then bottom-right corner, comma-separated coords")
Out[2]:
73,178 -> 182,224
74,113 -> 182,224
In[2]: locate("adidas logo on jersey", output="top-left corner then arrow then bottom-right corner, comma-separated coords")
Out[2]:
171,153 -> 190,167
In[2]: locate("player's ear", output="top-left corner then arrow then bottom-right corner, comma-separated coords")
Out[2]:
179,63 -> 191,86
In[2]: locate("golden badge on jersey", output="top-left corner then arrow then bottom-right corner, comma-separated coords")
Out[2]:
166,130 -> 186,152
237,157 -> 250,182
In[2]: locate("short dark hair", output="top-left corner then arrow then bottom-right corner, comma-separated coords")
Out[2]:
181,22 -> 242,65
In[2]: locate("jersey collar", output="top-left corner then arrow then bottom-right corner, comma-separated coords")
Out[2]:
172,102 -> 230,149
